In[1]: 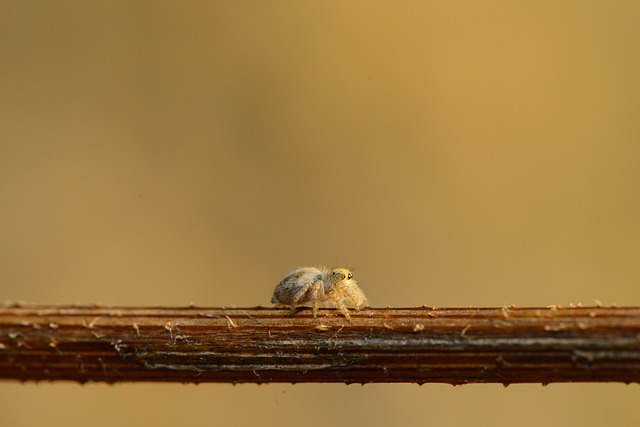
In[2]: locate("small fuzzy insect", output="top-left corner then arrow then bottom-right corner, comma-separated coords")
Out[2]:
272,267 -> 368,321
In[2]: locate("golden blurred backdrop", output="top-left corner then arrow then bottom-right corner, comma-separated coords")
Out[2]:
1,1 -> 640,426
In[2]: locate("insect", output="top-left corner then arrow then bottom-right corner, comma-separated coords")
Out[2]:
271,267 -> 368,321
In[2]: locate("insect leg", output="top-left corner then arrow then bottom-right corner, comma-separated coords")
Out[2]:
329,293 -> 351,321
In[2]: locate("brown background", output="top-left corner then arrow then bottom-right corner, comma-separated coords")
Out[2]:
1,1 -> 640,426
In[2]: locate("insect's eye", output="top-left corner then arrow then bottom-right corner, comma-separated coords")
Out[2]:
347,272 -> 353,280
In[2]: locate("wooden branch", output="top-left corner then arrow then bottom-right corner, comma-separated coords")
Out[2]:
1,304 -> 639,385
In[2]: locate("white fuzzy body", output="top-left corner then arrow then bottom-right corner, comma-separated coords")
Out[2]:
272,266 -> 368,320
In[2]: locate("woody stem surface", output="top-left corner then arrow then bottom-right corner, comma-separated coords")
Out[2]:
1,304 -> 639,385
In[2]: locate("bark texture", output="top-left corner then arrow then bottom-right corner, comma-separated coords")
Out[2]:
1,304 -> 639,385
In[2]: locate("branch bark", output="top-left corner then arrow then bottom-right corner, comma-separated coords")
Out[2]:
1,304 -> 639,385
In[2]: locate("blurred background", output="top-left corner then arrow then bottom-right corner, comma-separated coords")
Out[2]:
1,1 -> 639,426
